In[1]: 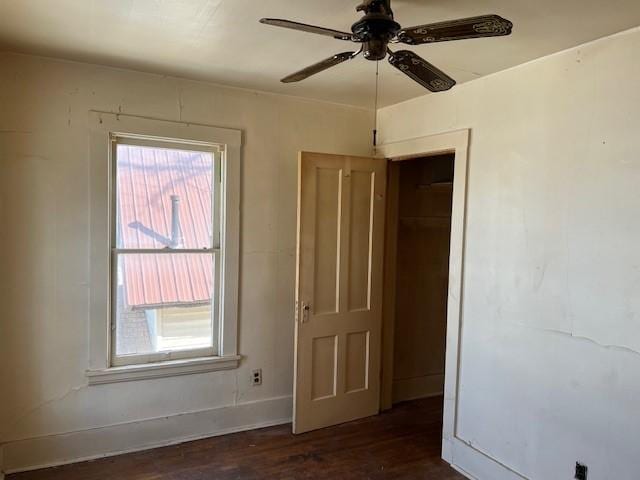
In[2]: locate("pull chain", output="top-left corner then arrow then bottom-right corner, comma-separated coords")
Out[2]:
373,60 -> 380,155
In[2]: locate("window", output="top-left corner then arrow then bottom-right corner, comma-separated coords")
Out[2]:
87,112 -> 241,384
112,137 -> 221,365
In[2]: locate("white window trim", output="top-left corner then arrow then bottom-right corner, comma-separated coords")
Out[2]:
87,111 -> 242,385
86,355 -> 242,385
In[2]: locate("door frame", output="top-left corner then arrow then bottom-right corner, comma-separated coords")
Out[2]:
377,129 -> 470,464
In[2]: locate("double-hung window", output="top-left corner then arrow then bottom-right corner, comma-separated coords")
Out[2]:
112,136 -> 222,365
87,112 -> 240,384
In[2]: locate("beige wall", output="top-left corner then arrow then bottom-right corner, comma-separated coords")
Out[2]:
4,23 -> 640,479
0,53 -> 373,472
378,27 -> 640,480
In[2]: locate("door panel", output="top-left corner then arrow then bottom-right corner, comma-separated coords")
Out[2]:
311,336 -> 338,400
313,168 -> 342,315
345,331 -> 369,393
293,151 -> 386,434
348,170 -> 375,312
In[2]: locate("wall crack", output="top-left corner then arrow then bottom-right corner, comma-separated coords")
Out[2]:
1,385 -> 86,442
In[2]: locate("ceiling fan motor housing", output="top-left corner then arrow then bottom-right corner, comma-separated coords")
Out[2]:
352,13 -> 401,60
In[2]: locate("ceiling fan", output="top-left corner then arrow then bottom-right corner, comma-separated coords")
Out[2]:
260,0 -> 513,92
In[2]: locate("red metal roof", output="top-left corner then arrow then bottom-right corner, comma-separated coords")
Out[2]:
116,145 -> 214,309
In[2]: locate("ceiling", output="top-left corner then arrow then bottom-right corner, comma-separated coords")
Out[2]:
1,0 -> 640,108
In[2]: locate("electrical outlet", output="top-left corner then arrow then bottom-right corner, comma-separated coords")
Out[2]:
575,462 -> 588,480
252,369 -> 262,386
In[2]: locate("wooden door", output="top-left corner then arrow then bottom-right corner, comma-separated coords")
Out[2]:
293,151 -> 386,434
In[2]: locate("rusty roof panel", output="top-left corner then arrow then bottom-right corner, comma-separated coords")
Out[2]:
116,145 -> 214,309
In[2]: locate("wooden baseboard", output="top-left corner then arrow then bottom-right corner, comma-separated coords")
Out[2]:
392,374 -> 445,404
3,395 -> 292,475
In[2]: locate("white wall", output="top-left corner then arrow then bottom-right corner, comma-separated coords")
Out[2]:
378,27 -> 640,480
0,53 -> 373,473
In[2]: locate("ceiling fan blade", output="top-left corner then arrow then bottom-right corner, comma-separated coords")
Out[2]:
388,50 -> 455,92
282,51 -> 359,83
260,18 -> 354,41
397,14 -> 513,45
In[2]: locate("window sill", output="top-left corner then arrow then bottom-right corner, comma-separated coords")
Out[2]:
86,355 -> 242,385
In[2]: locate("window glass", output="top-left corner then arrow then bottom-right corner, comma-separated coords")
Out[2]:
114,253 -> 215,356
115,144 -> 214,250
113,142 -> 218,361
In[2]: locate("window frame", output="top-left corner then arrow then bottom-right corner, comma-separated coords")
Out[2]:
110,135 -> 221,366
87,112 -> 241,384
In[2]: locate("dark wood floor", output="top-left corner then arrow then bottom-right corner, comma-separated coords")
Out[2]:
10,396 -> 465,480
